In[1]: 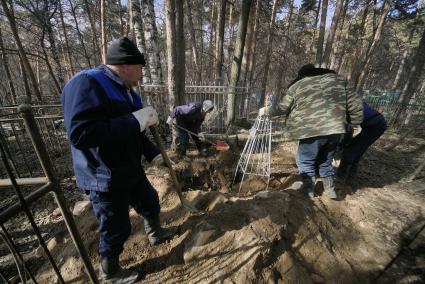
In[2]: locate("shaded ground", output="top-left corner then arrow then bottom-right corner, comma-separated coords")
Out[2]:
1,131 -> 425,283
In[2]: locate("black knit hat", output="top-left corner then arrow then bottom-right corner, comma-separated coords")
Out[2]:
106,37 -> 146,66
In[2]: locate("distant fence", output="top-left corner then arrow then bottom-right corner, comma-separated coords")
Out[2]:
0,85 -> 254,179
363,90 -> 425,131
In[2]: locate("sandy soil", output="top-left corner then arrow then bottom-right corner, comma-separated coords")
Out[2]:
1,132 -> 424,283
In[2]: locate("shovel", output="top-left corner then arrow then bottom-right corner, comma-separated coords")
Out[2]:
150,126 -> 202,214
171,123 -> 230,151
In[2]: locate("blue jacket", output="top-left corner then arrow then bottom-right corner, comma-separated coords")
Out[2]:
61,65 -> 159,192
170,103 -> 204,133
362,102 -> 387,128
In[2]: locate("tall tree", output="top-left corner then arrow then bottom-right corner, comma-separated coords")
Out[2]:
315,0 -> 328,66
186,0 -> 201,82
165,0 -> 182,107
175,0 -> 185,98
0,26 -> 16,104
259,0 -> 279,107
141,0 -> 164,84
132,0 -> 151,83
247,0 -> 261,84
393,26 -> 425,125
214,0 -> 227,81
355,0 -> 391,90
83,0 -> 101,65
58,1 -> 74,77
68,0 -> 92,68
322,0 -> 344,67
226,0 -> 252,126
100,0 -> 107,63
0,0 -> 42,102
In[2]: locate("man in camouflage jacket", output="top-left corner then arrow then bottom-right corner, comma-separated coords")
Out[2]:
260,64 -> 363,198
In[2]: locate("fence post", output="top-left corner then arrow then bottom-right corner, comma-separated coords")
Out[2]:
19,104 -> 99,284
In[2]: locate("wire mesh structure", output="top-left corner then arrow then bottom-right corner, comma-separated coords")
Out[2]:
233,116 -> 272,193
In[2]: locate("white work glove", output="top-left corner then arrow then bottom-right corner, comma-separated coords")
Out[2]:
198,132 -> 206,142
151,154 -> 164,166
258,106 -> 271,117
166,116 -> 174,125
132,106 -> 158,132
352,125 -> 362,138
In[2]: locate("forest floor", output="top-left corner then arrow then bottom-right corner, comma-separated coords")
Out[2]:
1,131 -> 425,284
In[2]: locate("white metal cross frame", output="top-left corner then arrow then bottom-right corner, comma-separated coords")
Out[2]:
233,116 -> 272,194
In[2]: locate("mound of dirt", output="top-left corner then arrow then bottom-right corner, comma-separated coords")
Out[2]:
2,133 -> 425,283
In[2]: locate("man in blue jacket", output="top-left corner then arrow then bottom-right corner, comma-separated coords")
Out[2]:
61,37 -> 178,283
166,100 -> 214,156
338,102 -> 387,180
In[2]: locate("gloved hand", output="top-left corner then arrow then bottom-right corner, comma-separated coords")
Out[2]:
166,116 -> 174,125
150,154 -> 175,166
132,106 -> 158,132
352,125 -> 362,138
198,132 -> 206,142
258,106 -> 271,117
151,154 -> 164,166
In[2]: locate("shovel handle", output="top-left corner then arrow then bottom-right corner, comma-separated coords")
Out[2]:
149,126 -> 184,202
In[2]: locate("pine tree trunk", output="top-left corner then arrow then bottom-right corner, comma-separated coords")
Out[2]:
117,0 -> 124,34
83,0 -> 100,65
392,27 -> 425,125
322,0 -> 344,67
226,1 -> 234,79
41,42 -> 62,95
100,0 -> 107,63
247,0 -> 261,84
166,0 -> 182,106
0,0 -> 42,102
132,0 -> 151,83
187,0 -> 201,82
241,1 -> 254,83
330,0 -> 349,70
0,26 -> 16,104
58,1 -> 74,77
275,0 -> 294,101
208,0 -> 217,80
69,0 -> 92,68
141,0 -> 164,84
226,0 -> 252,126
354,0 -> 391,91
176,0 -> 185,99
259,0 -> 278,107
315,0 -> 328,66
214,0 -> 227,81
19,57 -> 31,102
309,0 -> 322,61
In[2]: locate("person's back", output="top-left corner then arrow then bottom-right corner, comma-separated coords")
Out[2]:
283,73 -> 361,140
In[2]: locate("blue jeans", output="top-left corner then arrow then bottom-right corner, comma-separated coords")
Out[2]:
86,170 -> 160,259
296,134 -> 341,177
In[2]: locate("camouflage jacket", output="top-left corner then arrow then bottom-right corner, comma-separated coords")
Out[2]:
273,73 -> 363,140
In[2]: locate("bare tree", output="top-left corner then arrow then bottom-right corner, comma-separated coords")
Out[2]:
176,0 -> 185,99
165,0 -> 183,107
247,0 -> 261,84
315,0 -> 328,66
141,0 -> 164,84
0,26 -> 16,104
322,0 -> 344,67
226,0 -> 252,126
68,0 -> 92,68
0,0 -> 42,102
58,1 -> 74,77
259,0 -> 279,108
354,0 -> 391,90
214,0 -> 226,81
132,0 -> 151,83
100,0 -> 106,63
83,0 -> 100,65
186,0 -> 201,82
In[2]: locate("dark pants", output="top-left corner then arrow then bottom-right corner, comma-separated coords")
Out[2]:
296,134 -> 341,177
176,126 -> 202,153
86,171 -> 160,259
342,117 -> 387,163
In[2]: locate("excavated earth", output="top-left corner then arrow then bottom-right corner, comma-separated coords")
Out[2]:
1,132 -> 425,283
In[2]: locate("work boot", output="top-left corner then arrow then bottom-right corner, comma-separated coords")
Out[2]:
99,257 -> 140,284
296,176 -> 315,198
144,216 -> 179,246
322,176 -> 337,199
